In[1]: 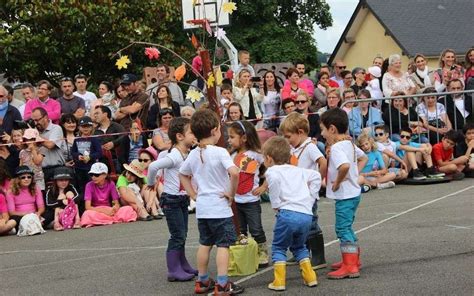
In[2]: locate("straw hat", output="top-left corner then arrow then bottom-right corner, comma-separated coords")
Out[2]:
123,159 -> 146,178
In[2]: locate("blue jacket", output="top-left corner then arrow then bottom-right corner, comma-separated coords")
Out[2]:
348,106 -> 384,137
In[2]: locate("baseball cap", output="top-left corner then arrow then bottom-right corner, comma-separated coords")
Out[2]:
78,116 -> 93,126
88,162 -> 109,175
120,73 -> 138,85
368,66 -> 381,78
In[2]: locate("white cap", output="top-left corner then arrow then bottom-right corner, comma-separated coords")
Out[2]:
88,162 -> 108,175
368,66 -> 381,78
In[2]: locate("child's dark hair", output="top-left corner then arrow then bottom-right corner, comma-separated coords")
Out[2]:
400,127 -> 412,135
375,125 -> 390,134
320,108 -> 349,134
191,109 -> 220,140
121,170 -> 145,188
443,130 -> 459,142
228,120 -> 261,152
220,83 -> 232,93
168,117 -> 191,146
263,136 -> 291,165
462,122 -> 474,134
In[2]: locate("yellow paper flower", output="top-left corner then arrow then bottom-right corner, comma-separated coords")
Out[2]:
186,89 -> 202,103
215,68 -> 223,86
222,2 -> 237,14
115,55 -> 131,70
207,73 -> 215,87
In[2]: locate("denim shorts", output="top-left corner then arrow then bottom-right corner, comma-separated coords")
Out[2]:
198,217 -> 237,248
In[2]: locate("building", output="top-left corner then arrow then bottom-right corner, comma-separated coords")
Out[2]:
329,0 -> 474,70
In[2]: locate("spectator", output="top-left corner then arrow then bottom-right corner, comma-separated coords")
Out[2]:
382,92 -> 422,141
382,54 -> 416,98
431,130 -> 465,179
294,93 -> 323,151
232,50 -> 256,77
372,56 -> 384,68
331,60 -> 346,86
409,54 -> 443,93
416,87 -> 452,144
455,122 -> 474,175
31,107 -> 66,182
147,64 -> 184,107
152,108 -> 174,152
0,159 -> 11,193
281,98 -> 296,116
147,85 -> 180,130
180,106 -> 195,119
19,83 -> 36,118
340,70 -> 353,93
318,65 -> 340,88
317,88 -> 342,116
58,77 -> 86,119
90,81 -> 118,116
225,102 -> 243,122
119,120 -> 149,165
442,79 -> 472,131
115,74 -> 150,130
4,85 -> 23,109
434,49 -> 465,88
349,89 -> 384,137
281,67 -> 310,101
0,130 -> 20,177
292,62 -> 315,97
313,71 -> 331,107
366,66 -> 383,105
341,88 -> 357,114
0,190 -> 16,235
59,114 -> 77,167
0,85 -> 22,134
350,67 -> 367,96
19,128 -> 45,191
73,74 -> 97,114
261,70 -> 282,132
464,48 -> 474,85
138,146 -> 158,177
233,69 -> 262,120
114,84 -> 128,115
24,80 -> 61,123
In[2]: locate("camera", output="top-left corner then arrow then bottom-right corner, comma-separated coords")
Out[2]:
250,77 -> 262,83
13,119 -> 36,130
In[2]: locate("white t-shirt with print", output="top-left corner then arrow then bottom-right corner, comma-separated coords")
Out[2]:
73,91 -> 97,115
179,145 -> 237,219
292,138 -> 324,171
415,102 -> 446,122
326,140 -> 365,200
232,150 -> 263,204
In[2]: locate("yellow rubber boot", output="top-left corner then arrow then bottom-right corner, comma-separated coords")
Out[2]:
268,261 -> 286,291
299,258 -> 318,287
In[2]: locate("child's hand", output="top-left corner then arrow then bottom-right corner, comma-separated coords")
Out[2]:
65,191 -> 74,199
112,204 -> 120,214
332,182 -> 341,192
222,192 -> 234,203
252,185 -> 266,196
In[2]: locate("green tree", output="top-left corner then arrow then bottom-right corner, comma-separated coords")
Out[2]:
0,0 -> 194,85
226,0 -> 332,68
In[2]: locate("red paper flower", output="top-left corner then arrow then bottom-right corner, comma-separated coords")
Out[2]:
145,47 -> 160,60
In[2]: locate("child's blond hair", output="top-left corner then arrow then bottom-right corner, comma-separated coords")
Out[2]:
356,132 -> 378,152
279,112 -> 309,135
263,136 -> 291,165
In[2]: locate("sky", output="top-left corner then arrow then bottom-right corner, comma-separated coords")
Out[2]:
313,0 -> 359,54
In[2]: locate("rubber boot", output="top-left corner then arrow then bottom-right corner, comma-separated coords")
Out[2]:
327,245 -> 360,279
299,258 -> 318,287
268,261 -> 286,291
330,247 -> 361,270
257,242 -> 269,267
179,250 -> 198,276
166,250 -> 195,282
307,232 -> 327,270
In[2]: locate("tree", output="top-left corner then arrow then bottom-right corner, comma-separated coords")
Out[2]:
226,0 -> 332,69
0,1 -> 195,85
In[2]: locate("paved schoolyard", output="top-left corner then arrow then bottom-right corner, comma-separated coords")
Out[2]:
1,179 -> 473,295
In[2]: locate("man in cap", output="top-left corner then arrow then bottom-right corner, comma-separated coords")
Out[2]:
115,74 -> 150,130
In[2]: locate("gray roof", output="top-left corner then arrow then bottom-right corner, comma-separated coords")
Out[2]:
365,0 -> 474,57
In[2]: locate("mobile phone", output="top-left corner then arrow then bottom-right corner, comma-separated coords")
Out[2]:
250,77 -> 262,82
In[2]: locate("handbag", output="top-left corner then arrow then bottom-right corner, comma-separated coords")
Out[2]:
428,118 -> 446,128
59,199 -> 78,229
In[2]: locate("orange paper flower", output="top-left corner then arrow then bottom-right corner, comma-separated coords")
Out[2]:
174,64 -> 186,81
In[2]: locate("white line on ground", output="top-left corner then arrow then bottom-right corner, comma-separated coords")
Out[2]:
445,224 -> 473,229
233,185 -> 474,285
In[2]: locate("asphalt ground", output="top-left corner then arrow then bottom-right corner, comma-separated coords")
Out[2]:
1,179 -> 473,295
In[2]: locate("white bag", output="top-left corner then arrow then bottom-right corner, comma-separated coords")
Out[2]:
17,213 -> 46,237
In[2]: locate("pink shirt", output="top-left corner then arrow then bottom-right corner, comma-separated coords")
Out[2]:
23,98 -> 61,123
6,186 -> 44,214
84,181 -> 120,207
281,79 -> 314,100
0,193 -> 8,214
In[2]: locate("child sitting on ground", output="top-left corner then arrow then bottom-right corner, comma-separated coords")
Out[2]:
0,191 -> 16,235
263,136 -> 321,291
357,133 -> 397,190
373,125 -> 408,182
179,109 -> 244,295
432,130 -> 466,180
455,122 -> 474,175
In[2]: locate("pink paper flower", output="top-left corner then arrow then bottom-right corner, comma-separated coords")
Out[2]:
145,47 -> 160,60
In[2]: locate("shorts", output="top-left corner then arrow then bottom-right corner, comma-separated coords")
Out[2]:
198,217 -> 237,248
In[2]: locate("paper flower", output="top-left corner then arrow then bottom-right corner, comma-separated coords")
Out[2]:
186,89 -> 203,103
207,73 -> 215,87
222,2 -> 237,14
174,64 -> 187,81
144,47 -> 160,60
214,28 -> 226,40
115,55 -> 131,70
214,67 -> 223,86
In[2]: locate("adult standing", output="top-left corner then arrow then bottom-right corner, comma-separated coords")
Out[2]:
464,48 -> 474,86
31,107 -> 65,183
90,81 -> 118,116
147,85 -> 180,130
152,109 -> 174,152
330,60 -> 347,86
114,74 -> 150,131
0,85 -> 22,135
73,74 -> 97,115
281,68 -> 310,101
434,49 -> 465,89
442,79 -> 472,131
339,70 -> 353,92
58,77 -> 86,119
313,72 -> 331,107
350,67 -> 367,96
59,114 -> 77,167
294,62 -> 315,98
409,54 -> 444,93
146,64 -> 184,107
24,80 -> 61,123
382,54 -> 416,98
261,71 -> 282,131
19,83 -> 36,119
233,69 -> 262,121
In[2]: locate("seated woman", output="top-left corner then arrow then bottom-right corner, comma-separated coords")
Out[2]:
317,88 -> 342,115
348,89 -> 384,138
147,85 -> 181,130
356,133 -> 396,191
0,191 -> 16,235
119,120 -> 149,165
313,72 -> 331,107
80,163 -> 137,227
6,166 -> 45,232
152,108 -> 174,152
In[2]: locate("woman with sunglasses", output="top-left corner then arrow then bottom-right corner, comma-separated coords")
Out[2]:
152,108 -> 174,152
147,85 -> 180,130
294,93 -> 325,153
6,166 -> 45,232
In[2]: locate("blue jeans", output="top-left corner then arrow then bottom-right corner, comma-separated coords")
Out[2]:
335,195 -> 361,243
160,193 -> 189,252
271,209 -> 312,262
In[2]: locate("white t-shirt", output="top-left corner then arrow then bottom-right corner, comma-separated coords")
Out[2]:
376,140 -> 397,154
179,145 -> 237,219
292,138 -> 324,171
232,150 -> 263,204
73,91 -> 97,115
326,140 -> 365,200
265,164 -> 321,215
147,148 -> 186,195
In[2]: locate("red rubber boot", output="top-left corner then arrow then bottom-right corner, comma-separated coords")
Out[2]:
327,246 -> 360,279
330,247 -> 361,270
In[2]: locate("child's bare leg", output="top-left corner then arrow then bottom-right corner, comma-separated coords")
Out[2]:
197,245 -> 212,276
406,151 -> 419,170
375,172 -> 397,183
216,247 -> 230,279
382,154 -> 390,168
54,208 -> 63,231
456,164 -> 465,172
423,153 -> 434,167
439,164 -> 457,174
73,209 -> 81,229
142,188 -> 158,215
0,219 -> 16,235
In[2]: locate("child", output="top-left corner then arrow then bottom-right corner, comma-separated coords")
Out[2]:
319,108 -> 368,279
365,66 -> 383,105
179,109 -> 244,295
432,130 -> 466,179
357,133 -> 396,190
373,125 -> 408,182
234,50 -> 255,77
397,128 -> 444,180
263,136 -> 321,291
147,117 -> 197,282
19,128 -> 45,191
227,120 -> 269,267
281,98 -> 296,116
0,191 -> 16,235
455,122 -> 474,175
72,116 -> 102,193
220,84 -> 234,120
45,167 -> 80,230
279,112 -> 328,269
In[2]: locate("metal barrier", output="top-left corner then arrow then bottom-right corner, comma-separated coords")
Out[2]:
340,90 -> 474,144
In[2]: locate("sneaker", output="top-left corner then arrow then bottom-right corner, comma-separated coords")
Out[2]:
451,171 -> 465,181
425,167 -> 445,178
214,281 -> 245,295
377,181 -> 396,190
157,207 -> 165,217
361,184 -> 371,193
412,169 -> 427,180
195,278 -> 215,294
8,228 -> 16,235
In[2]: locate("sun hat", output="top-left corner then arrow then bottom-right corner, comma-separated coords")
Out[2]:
88,162 -> 109,175
368,66 -> 381,78
23,128 -> 40,140
138,146 -> 158,161
15,165 -> 34,177
53,167 -> 73,180
123,159 -> 146,179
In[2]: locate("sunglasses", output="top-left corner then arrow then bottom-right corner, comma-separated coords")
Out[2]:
337,66 -> 347,69
400,135 -> 411,139
20,175 -> 32,180
295,100 -> 308,104
138,158 -> 151,163
159,108 -> 173,116
374,133 -> 385,137
61,77 -> 73,82
89,173 -> 102,177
